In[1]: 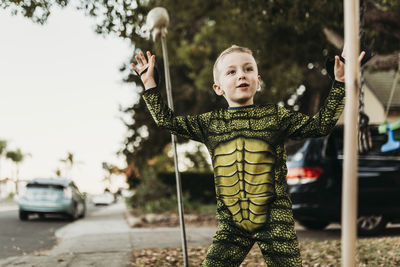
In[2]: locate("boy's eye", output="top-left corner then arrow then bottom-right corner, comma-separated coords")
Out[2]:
245,67 -> 254,72
227,70 -> 235,75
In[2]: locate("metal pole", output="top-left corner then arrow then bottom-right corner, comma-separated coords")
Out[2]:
342,0 -> 360,266
161,34 -> 189,267
146,7 -> 189,266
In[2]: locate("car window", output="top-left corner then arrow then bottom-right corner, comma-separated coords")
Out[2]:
27,184 -> 64,190
285,139 -> 308,156
305,137 -> 325,161
286,138 -> 326,159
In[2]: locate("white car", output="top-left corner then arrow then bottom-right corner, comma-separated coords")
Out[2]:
91,192 -> 115,206
18,178 -> 86,220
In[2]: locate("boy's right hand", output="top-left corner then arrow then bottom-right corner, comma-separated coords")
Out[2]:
132,51 -> 157,90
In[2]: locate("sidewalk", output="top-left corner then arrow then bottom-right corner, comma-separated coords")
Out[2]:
0,201 -> 216,267
0,199 -> 18,212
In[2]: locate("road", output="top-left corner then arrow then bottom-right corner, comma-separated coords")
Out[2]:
0,202 -> 100,259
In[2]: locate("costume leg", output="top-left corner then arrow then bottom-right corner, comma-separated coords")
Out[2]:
202,221 -> 254,267
254,199 -> 302,267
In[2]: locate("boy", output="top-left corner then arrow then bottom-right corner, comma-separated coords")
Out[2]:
132,46 -> 364,266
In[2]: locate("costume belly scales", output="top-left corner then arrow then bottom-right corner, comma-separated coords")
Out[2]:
143,81 -> 345,266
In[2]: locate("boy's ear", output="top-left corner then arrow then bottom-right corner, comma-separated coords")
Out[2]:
257,75 -> 261,88
213,84 -> 224,96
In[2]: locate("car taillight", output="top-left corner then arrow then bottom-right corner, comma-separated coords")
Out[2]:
64,187 -> 72,199
287,167 -> 323,185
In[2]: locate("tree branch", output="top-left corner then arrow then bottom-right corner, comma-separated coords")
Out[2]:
364,0 -> 400,39
323,27 -> 399,71
323,28 -> 344,50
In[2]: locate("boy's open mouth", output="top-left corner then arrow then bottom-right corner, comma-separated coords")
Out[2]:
237,83 -> 249,88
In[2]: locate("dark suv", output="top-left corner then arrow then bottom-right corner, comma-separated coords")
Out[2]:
286,125 -> 400,235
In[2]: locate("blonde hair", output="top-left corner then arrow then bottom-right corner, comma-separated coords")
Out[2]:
213,45 -> 254,83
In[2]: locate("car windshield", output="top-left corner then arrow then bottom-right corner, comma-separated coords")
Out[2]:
286,137 -> 327,167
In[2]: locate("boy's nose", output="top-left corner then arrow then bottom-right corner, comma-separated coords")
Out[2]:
238,71 -> 246,79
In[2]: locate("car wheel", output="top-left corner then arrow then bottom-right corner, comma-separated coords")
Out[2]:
298,220 -> 330,230
357,215 -> 387,236
69,203 -> 79,221
19,210 -> 28,221
79,204 -> 86,218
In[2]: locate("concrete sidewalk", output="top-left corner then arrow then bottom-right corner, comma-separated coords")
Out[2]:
0,201 -> 216,267
0,199 -> 18,212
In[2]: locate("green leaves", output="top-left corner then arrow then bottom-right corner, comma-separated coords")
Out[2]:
5,148 -> 24,163
0,0 -> 69,24
131,236 -> 400,266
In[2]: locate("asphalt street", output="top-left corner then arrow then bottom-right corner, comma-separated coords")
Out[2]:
0,202 -> 100,259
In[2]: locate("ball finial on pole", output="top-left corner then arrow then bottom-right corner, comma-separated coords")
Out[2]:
146,7 -> 169,41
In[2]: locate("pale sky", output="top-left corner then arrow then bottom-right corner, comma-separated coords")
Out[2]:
0,5 -> 137,194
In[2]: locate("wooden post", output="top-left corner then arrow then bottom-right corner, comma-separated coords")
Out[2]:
341,0 -> 360,266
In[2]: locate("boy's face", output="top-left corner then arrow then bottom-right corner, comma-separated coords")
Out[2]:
213,52 -> 261,107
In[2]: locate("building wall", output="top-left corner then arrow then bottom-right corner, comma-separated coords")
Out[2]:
387,112 -> 400,123
338,85 -> 386,125
364,85 -> 387,124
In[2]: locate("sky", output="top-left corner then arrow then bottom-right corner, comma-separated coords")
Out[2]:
0,5 -> 136,194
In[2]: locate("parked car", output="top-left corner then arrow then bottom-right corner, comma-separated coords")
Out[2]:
286,125 -> 400,235
91,191 -> 115,206
18,178 -> 86,221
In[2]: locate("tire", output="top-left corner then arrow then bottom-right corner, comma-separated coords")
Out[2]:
19,210 -> 28,221
357,215 -> 387,236
298,220 -> 330,230
69,203 -> 79,221
78,204 -> 86,218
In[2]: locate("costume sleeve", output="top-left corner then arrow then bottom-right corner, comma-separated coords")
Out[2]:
278,80 -> 345,140
142,87 -> 211,143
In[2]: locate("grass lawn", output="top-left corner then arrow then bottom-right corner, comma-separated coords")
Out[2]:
131,236 -> 400,266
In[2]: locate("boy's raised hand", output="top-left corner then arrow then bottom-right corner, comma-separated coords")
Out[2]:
132,51 -> 157,90
334,50 -> 366,83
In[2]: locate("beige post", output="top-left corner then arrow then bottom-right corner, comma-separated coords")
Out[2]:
342,0 -> 360,266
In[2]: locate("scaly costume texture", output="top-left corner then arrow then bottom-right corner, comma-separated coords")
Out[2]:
142,81 -> 345,266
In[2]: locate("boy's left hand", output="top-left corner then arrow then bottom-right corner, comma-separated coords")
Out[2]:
334,50 -> 366,82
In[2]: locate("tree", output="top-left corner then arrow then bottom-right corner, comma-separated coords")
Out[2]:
101,161 -> 123,190
54,168 -> 62,177
3,0 -> 399,179
116,0 -> 400,177
0,140 -> 7,177
0,140 -> 7,196
59,152 -> 74,177
184,143 -> 212,173
6,149 -> 28,194
0,0 -> 69,24
59,152 -> 83,178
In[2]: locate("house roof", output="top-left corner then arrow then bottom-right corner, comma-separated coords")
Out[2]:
364,70 -> 400,111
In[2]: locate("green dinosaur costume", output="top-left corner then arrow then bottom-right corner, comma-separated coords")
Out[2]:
142,80 -> 345,267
